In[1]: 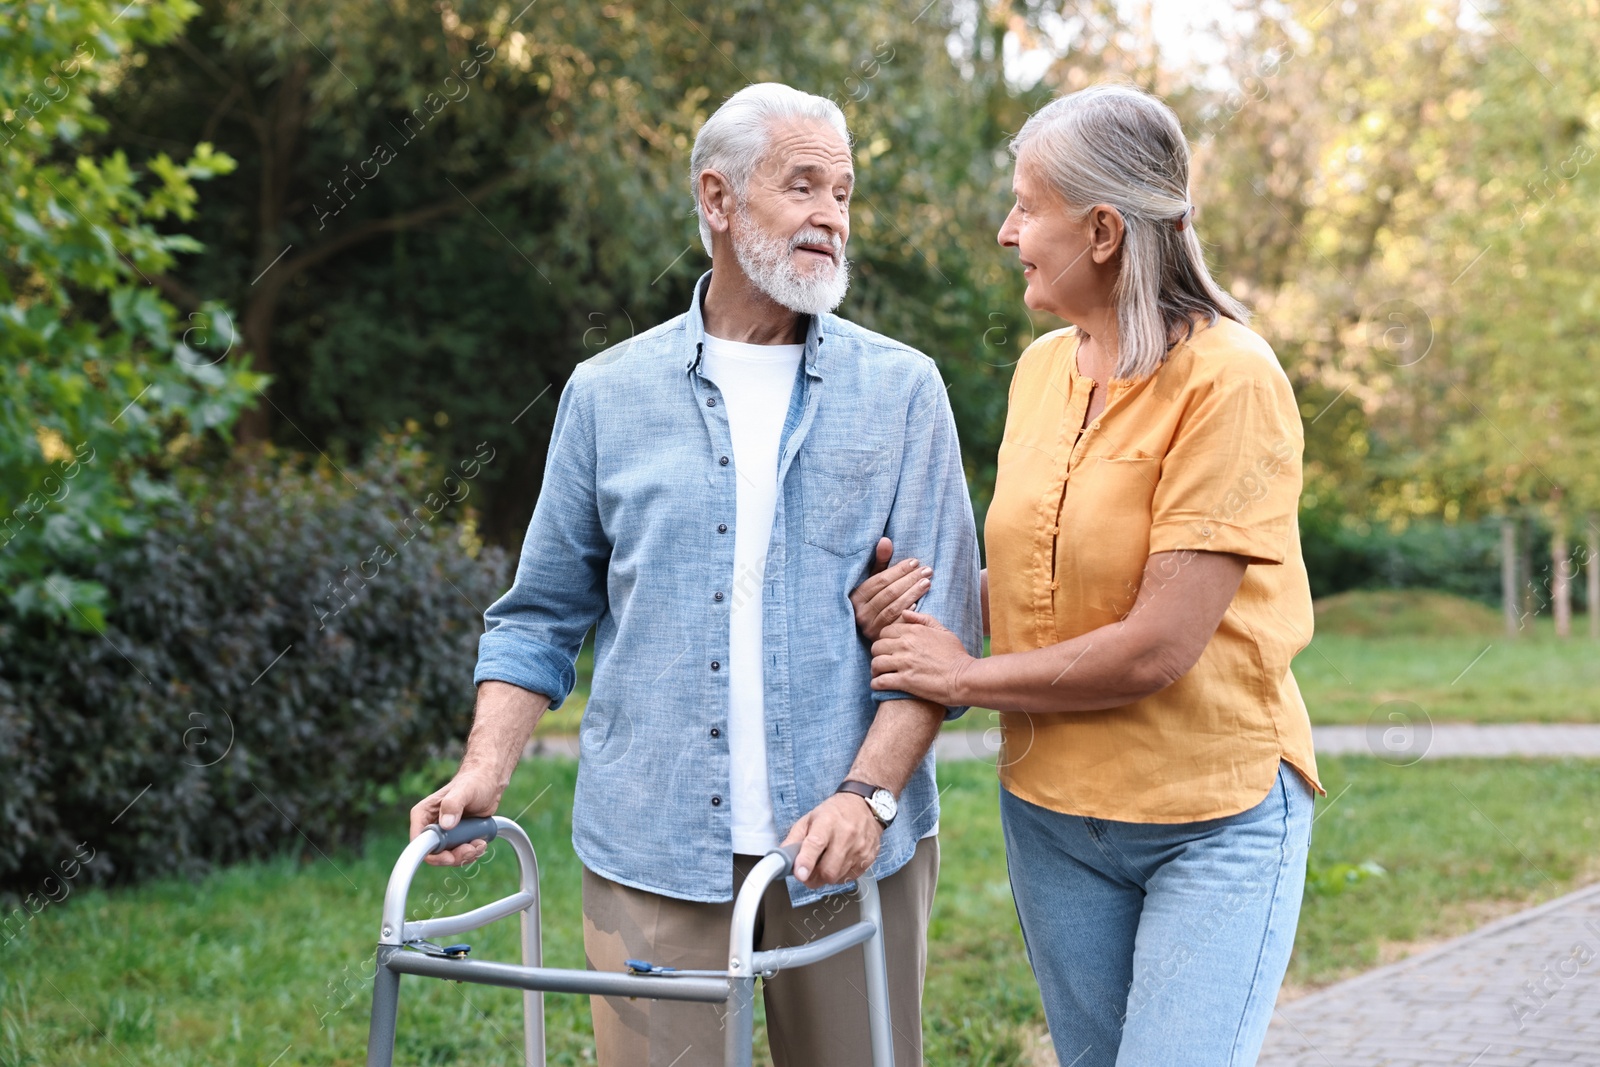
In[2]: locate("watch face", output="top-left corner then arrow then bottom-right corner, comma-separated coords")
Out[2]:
868,789 -> 897,824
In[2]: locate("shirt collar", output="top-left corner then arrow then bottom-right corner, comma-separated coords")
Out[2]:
684,269 -> 827,378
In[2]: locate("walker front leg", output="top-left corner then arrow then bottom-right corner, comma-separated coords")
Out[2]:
366,945 -> 403,1067
856,877 -> 895,1067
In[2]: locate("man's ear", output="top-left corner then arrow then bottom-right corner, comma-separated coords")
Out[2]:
1087,204 -> 1125,265
698,169 -> 735,239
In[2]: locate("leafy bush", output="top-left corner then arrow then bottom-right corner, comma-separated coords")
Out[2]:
3,0 -> 261,628
1301,514 -> 1510,603
0,437 -> 509,901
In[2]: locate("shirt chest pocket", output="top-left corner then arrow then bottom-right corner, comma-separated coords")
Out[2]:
1060,454 -> 1160,614
799,447 -> 892,558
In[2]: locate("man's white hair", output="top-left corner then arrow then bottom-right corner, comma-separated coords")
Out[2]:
689,83 -> 850,255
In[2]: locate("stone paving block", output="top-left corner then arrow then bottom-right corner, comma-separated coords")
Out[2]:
1260,881 -> 1600,1067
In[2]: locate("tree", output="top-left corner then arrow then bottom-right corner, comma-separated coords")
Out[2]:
90,0 -> 1030,544
1,0 -> 261,628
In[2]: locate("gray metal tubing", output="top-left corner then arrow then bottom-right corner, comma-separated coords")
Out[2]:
521,890 -> 543,1067
366,946 -> 403,1067
403,890 -> 537,942
374,816 -> 545,1066
385,951 -> 732,1003
750,918 -> 877,975
856,877 -> 895,1067
727,846 -> 796,978
724,844 -> 797,1067
378,831 -> 443,945
379,816 -> 539,945
724,975 -> 757,1067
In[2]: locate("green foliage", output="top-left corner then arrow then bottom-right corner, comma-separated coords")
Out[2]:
1303,859 -> 1386,898
1300,517 -> 1509,603
0,437 -> 509,899
1,0 -> 263,629
87,0 -> 1031,544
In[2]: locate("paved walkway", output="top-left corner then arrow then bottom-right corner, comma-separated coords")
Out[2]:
525,724 -> 1600,763
933,722 -> 1600,763
1260,880 -> 1600,1066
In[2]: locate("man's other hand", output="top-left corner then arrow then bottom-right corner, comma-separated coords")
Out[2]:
849,536 -> 934,643
409,769 -> 502,867
781,792 -> 883,890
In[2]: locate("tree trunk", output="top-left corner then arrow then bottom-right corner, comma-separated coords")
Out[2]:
1501,516 -> 1519,637
1588,513 -> 1599,641
1520,514 -> 1537,624
1552,520 -> 1571,638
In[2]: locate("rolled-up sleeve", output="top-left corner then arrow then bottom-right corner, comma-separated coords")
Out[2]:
1147,372 -> 1302,565
474,372 -> 609,707
872,361 -> 984,716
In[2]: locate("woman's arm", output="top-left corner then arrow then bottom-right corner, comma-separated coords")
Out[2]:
871,549 -> 1245,712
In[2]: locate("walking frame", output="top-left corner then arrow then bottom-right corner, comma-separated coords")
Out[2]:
365,815 -> 896,1067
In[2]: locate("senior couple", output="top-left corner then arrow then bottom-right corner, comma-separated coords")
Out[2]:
411,81 -> 1322,1067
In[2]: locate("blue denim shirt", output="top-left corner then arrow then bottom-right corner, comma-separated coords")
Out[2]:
475,272 -> 982,905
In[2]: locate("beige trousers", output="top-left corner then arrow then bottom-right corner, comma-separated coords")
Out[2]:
581,837 -> 938,1067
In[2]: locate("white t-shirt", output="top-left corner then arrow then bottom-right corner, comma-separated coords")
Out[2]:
701,332 -> 803,854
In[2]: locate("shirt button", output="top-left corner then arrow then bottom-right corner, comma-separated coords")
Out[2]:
717,523 -> 728,533
713,591 -> 724,602
707,398 -> 717,407
711,795 -> 723,806
710,727 -> 721,738
710,660 -> 721,671
719,455 -> 729,466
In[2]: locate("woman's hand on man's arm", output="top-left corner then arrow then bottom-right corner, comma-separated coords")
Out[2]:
850,537 -> 933,641
848,536 -> 990,641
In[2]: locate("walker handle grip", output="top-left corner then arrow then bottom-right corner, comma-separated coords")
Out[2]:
767,842 -> 803,876
429,816 -> 500,853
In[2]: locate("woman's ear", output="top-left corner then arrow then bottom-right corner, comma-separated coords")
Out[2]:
1087,204 -> 1125,265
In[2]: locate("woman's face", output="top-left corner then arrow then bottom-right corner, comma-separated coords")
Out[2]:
996,152 -> 1112,323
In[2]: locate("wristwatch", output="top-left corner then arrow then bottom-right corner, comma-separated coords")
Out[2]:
837,780 -> 898,829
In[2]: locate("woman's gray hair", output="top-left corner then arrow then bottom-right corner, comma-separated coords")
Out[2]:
689,83 -> 850,255
1012,83 -> 1249,380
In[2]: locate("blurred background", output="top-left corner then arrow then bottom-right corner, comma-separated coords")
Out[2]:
3,1 -> 1598,1064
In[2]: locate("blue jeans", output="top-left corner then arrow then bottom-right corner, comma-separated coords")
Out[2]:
1000,762 -> 1314,1067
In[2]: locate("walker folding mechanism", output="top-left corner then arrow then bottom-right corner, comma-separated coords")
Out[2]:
366,815 -> 896,1067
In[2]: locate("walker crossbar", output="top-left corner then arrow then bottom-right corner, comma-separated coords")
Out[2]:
364,816 -> 896,1067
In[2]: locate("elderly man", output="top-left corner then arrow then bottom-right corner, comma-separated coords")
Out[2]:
409,82 -> 980,1066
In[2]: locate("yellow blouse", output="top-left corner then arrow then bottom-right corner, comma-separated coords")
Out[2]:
986,319 -> 1323,822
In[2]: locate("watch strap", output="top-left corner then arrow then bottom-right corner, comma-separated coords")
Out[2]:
836,780 -> 882,800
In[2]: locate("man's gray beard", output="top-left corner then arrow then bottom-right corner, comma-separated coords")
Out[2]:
731,217 -> 850,316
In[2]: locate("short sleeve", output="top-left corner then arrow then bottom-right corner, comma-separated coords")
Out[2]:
1147,373 -> 1302,565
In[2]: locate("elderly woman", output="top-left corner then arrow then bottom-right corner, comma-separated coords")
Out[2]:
857,84 -> 1323,1065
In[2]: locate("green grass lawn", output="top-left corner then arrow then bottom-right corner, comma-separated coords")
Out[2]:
5,755 -> 1599,1065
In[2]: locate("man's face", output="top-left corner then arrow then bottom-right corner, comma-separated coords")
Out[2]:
728,118 -> 855,315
